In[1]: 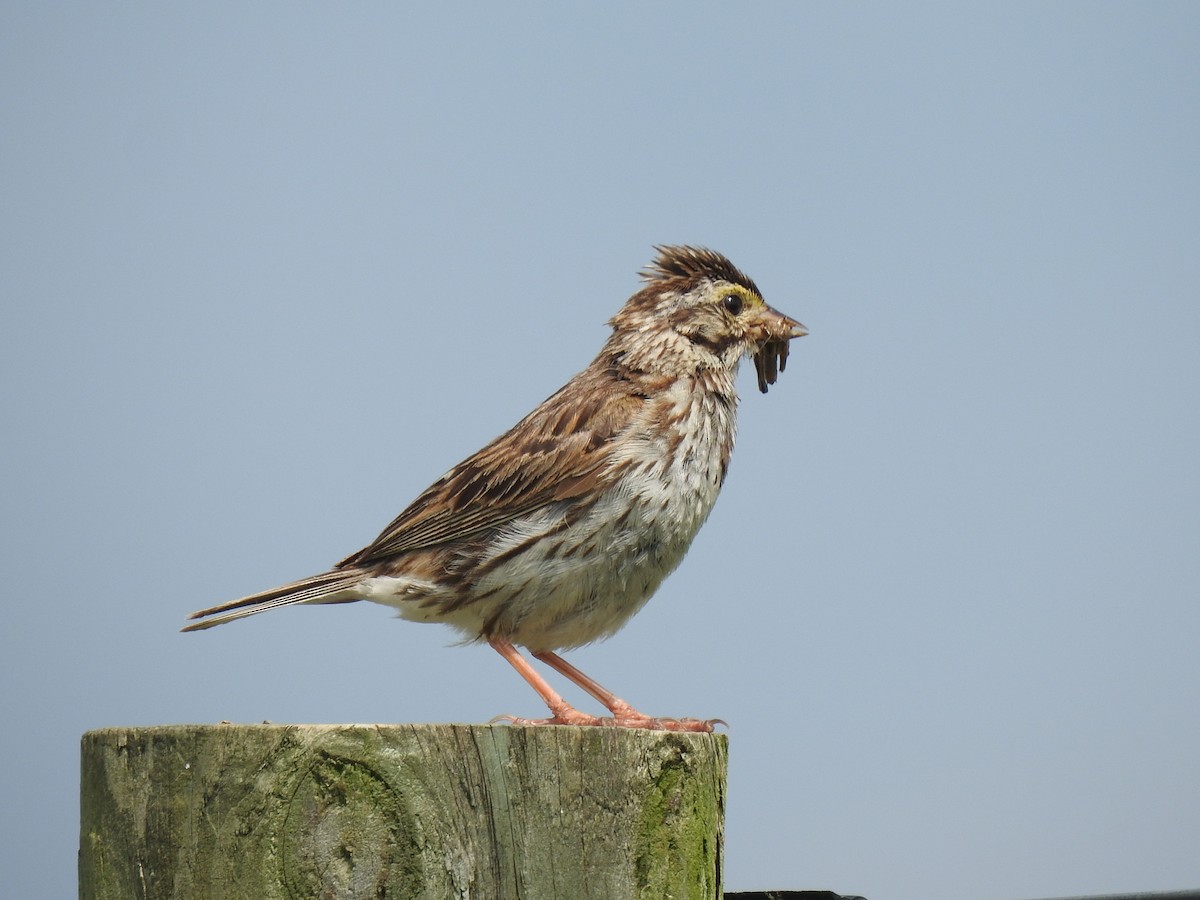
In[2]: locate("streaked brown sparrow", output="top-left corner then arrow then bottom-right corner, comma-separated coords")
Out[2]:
184,246 -> 807,731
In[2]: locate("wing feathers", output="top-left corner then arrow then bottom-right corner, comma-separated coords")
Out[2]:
337,365 -> 644,568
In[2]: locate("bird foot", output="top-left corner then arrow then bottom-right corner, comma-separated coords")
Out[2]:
490,709 -> 725,732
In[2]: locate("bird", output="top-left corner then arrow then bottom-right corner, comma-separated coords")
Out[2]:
184,245 -> 807,732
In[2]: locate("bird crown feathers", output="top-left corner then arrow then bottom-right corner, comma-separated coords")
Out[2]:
640,245 -> 762,299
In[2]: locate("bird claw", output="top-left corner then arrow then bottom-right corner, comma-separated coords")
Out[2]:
490,713 -> 594,727
490,712 -> 726,733
620,715 -> 727,733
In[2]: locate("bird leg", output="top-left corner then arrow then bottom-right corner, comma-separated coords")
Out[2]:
487,636 -> 718,732
487,637 -> 609,727
534,650 -> 719,732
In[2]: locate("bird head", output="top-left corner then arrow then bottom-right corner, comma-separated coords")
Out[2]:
609,245 -> 808,392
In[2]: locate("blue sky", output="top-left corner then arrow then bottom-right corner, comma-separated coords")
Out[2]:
3,4 -> 1198,898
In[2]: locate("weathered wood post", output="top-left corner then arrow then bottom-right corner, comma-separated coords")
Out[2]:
80,723 -> 727,899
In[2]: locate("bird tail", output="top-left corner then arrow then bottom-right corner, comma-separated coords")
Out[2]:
181,569 -> 364,632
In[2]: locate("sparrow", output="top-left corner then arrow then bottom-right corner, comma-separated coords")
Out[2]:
184,245 -> 807,731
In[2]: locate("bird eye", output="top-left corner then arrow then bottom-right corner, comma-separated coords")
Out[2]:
722,294 -> 744,316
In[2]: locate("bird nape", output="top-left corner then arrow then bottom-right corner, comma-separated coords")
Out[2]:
184,245 -> 808,731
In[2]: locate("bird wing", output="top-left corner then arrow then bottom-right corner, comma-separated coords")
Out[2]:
336,367 -> 651,568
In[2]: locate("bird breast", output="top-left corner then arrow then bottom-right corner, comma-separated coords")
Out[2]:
459,377 -> 738,651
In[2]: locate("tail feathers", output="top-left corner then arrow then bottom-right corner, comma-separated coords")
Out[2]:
182,570 -> 364,632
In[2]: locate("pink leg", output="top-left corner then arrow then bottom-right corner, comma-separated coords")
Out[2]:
487,636 -> 609,727
487,636 -> 719,732
533,650 -> 721,733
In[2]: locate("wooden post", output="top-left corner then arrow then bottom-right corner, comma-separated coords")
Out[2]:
80,723 -> 727,899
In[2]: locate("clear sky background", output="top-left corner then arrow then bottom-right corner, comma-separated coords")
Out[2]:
2,5 -> 1197,899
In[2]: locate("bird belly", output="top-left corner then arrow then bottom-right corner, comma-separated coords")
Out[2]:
471,493 -> 709,651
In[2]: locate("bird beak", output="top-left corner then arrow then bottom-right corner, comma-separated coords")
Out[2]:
784,316 -> 809,339
762,305 -> 808,340
751,304 -> 807,394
